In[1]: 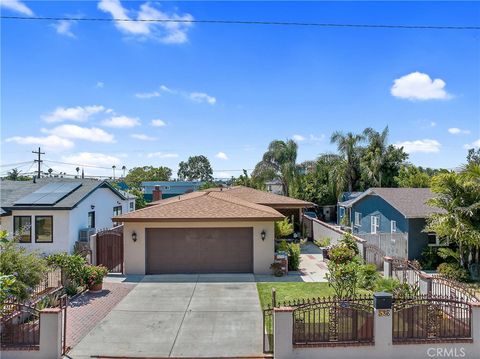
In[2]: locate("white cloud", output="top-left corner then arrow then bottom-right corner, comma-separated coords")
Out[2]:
98,0 -> 193,44
151,119 -> 166,127
309,134 -> 325,142
448,127 -> 471,135
215,152 -> 228,160
391,72 -> 452,101
96,81 -> 104,88
464,139 -> 480,150
147,152 -> 179,158
62,152 -> 121,167
394,139 -> 441,153
159,85 -> 216,105
43,124 -> 115,143
189,92 -> 216,105
430,121 -> 437,127
6,135 -> 74,151
292,134 -> 305,142
51,19 -> 76,38
135,91 -> 160,99
131,133 -> 156,141
102,116 -> 140,128
43,105 -> 106,123
214,171 -> 232,179
0,0 -> 34,16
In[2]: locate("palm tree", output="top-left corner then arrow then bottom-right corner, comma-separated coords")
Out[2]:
112,165 -> 116,180
330,131 -> 364,191
252,140 -> 298,196
48,168 -> 53,177
361,126 -> 389,187
122,165 -> 127,178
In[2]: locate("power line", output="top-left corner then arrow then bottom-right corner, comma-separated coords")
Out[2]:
1,16 -> 479,30
0,160 -> 35,168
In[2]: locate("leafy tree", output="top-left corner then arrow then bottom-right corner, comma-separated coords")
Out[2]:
425,164 -> 480,273
233,169 -> 263,189
466,148 -> 480,165
5,168 -> 30,181
274,218 -> 294,238
124,166 -> 172,189
177,155 -> 213,182
252,140 -> 298,196
395,164 -> 431,188
128,188 -> 146,209
330,131 -> 364,192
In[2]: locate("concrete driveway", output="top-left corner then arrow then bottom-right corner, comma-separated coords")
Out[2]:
68,274 -> 263,358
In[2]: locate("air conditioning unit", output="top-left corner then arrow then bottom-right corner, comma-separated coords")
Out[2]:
79,228 -> 96,242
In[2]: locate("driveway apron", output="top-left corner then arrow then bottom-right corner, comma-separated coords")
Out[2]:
68,274 -> 263,358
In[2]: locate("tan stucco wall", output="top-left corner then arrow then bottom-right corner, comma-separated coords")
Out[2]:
123,220 -> 275,275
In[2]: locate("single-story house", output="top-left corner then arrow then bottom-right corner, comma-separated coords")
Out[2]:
141,181 -> 203,202
0,178 -> 135,254
114,190 -> 285,275
337,187 -> 442,260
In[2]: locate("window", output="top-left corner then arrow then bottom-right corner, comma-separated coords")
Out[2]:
35,216 -> 53,243
88,211 -> 95,229
163,186 -> 170,190
113,206 -> 122,216
129,201 -> 134,211
371,216 -> 380,234
427,233 -> 449,247
391,220 -> 397,233
14,216 -> 32,243
354,212 -> 362,226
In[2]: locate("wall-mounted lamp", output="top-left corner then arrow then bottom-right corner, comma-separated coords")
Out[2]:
261,230 -> 266,241
132,231 -> 137,242
90,205 -> 95,210
117,201 -> 121,205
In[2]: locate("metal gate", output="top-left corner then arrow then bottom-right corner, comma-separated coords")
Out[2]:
96,226 -> 124,273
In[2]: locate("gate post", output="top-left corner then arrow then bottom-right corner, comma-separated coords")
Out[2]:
39,308 -> 63,359
384,257 -> 393,278
373,292 -> 393,355
273,307 -> 294,359
419,273 -> 432,295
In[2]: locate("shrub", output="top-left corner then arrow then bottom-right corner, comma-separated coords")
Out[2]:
276,240 -> 289,254
0,239 -> 48,300
315,237 -> 331,248
270,262 -> 284,277
339,233 -> 359,256
46,253 -> 86,286
437,262 -> 470,282
0,274 -> 17,307
358,264 -> 379,290
82,265 -> 108,287
326,260 -> 359,298
328,244 -> 356,264
287,243 -> 301,271
374,277 -> 419,297
420,246 -> 442,270
274,218 -> 294,238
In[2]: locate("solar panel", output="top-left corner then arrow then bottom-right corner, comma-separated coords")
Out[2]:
14,182 -> 82,206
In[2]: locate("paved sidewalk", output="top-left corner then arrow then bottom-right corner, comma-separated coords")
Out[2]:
66,281 -> 136,351
298,242 -> 328,282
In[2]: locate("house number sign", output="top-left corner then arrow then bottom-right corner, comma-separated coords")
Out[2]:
378,309 -> 391,317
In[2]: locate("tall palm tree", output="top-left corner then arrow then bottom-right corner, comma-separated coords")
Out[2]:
330,131 -> 364,192
361,126 -> 389,187
122,165 -> 127,178
253,140 -> 298,196
112,165 -> 116,180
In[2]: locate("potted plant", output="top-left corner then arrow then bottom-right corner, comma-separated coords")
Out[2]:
270,262 -> 284,277
83,265 -> 108,293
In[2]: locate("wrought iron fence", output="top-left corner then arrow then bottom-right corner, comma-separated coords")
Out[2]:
392,295 -> 472,343
292,295 -> 374,346
0,303 -> 40,350
31,268 -> 63,298
431,275 -> 479,303
263,306 -> 274,353
392,258 -> 422,291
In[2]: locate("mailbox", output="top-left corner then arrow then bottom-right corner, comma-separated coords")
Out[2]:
373,292 -> 393,309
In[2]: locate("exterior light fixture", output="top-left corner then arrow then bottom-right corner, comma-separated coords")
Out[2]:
90,205 -> 95,210
132,231 -> 137,242
261,230 -> 266,241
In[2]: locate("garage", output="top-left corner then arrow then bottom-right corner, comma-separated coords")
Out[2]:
146,227 -> 253,274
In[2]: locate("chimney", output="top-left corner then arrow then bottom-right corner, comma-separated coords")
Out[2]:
152,185 -> 162,201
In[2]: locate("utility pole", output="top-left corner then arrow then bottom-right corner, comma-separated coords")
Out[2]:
32,147 -> 45,179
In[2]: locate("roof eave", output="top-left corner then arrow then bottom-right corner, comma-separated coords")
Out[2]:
113,216 -> 285,223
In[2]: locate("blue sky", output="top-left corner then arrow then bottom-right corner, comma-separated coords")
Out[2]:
1,1 -> 479,178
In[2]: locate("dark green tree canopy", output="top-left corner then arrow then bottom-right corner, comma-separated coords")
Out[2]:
177,155 -> 213,182
124,166 -> 172,189
5,168 -> 31,181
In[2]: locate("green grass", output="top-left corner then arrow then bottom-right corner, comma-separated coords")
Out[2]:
257,282 -> 372,309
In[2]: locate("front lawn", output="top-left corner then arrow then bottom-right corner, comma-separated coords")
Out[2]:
257,282 -> 372,309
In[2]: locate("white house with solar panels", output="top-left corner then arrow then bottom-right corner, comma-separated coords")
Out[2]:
0,178 -> 135,254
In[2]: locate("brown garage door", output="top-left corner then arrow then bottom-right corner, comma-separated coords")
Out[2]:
146,227 -> 253,274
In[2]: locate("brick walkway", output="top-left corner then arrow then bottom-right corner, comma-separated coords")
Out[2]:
66,282 -> 135,351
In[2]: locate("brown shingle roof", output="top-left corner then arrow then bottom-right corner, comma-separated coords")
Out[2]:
114,190 -> 285,222
204,186 -> 313,208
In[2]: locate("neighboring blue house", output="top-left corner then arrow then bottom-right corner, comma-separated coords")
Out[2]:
141,181 -> 203,202
337,188 -> 443,260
